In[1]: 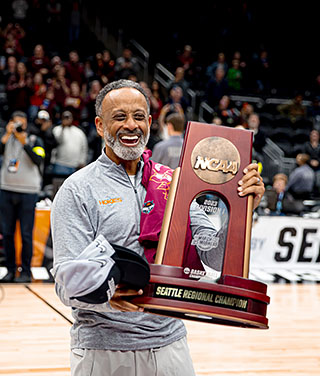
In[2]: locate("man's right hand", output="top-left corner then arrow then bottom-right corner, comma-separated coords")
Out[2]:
6,121 -> 15,134
109,285 -> 144,312
1,121 -> 15,144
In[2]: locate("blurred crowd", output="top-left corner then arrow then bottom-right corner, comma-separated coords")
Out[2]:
0,1 -> 319,210
1,0 -> 320,281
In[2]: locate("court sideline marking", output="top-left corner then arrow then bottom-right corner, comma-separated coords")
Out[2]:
24,284 -> 73,325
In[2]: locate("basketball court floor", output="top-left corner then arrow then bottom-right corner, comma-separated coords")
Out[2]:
0,282 -> 319,375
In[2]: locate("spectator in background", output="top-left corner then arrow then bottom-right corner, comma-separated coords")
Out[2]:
40,86 -> 58,121
114,47 -> 140,80
168,66 -> 189,98
253,49 -> 272,93
158,99 -> 185,141
0,56 -> 17,85
149,80 -> 164,120
226,59 -> 243,91
29,109 -> 58,187
213,95 -> 240,127
3,30 -> 24,59
212,116 -> 223,125
63,81 -> 84,126
64,50 -> 86,96
93,49 -> 116,85
176,44 -> 195,83
0,111 -> 45,283
205,67 -> 229,108
146,119 -> 162,152
6,61 -> 32,113
247,112 -> 266,163
93,52 -> 105,82
232,51 -> 247,70
264,173 -> 299,216
277,92 -> 307,123
83,59 -> 95,85
139,81 -> 163,122
83,80 -> 102,127
166,85 -> 189,114
151,112 -> 185,169
206,52 -> 228,80
302,129 -> 320,171
51,110 -> 88,178
28,72 -> 47,121
264,173 -> 288,215
50,55 -> 63,77
2,23 -> 25,59
232,50 -> 248,87
51,65 -> 70,113
29,44 -> 50,77
239,102 -> 254,128
102,50 -> 116,82
286,153 -> 315,200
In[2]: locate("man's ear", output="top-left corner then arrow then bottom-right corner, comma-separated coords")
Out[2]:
95,116 -> 104,137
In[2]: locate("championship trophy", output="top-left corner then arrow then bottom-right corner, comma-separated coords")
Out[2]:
133,122 -> 270,329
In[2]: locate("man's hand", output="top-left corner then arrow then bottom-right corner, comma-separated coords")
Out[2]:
41,119 -> 52,132
109,285 -> 144,312
237,163 -> 265,209
6,121 -> 15,135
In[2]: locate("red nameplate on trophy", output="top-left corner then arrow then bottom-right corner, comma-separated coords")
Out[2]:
132,122 -> 270,329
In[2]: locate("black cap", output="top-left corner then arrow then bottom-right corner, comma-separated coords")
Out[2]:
111,244 -> 150,289
62,110 -> 73,119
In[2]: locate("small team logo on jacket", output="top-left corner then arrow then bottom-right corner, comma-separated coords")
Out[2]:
149,167 -> 173,200
98,197 -> 122,205
142,200 -> 155,214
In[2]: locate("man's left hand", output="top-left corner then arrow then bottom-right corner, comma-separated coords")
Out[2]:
237,163 -> 265,209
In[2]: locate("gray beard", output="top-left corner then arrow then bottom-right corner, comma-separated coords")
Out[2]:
104,128 -> 150,161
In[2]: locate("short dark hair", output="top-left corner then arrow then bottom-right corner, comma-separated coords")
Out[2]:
11,111 -> 27,120
95,79 -> 150,117
166,113 -> 185,133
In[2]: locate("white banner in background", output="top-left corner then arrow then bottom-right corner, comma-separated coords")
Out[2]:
250,216 -> 320,270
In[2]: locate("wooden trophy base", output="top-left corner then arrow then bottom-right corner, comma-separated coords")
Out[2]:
132,264 -> 270,329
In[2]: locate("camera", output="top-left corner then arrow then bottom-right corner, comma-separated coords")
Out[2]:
14,121 -> 23,133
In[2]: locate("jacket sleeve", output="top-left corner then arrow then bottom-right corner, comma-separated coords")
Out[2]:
24,136 -> 45,167
51,182 -> 117,310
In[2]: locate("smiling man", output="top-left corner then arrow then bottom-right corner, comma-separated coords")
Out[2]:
95,81 -> 152,174
51,79 -> 265,376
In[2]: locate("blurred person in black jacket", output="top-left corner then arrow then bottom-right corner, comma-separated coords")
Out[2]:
29,110 -> 58,187
247,112 -> 266,163
302,129 -> 320,171
263,173 -> 301,215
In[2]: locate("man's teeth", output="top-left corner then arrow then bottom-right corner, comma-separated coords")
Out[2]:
121,135 -> 139,140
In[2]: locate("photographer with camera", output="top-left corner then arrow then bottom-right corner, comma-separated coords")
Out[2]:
0,111 -> 45,283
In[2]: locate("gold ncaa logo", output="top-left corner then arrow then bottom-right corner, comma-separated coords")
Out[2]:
191,137 -> 240,184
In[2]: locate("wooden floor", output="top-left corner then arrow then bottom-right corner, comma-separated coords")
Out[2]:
0,283 -> 319,376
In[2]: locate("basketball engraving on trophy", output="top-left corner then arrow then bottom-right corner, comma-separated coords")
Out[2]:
191,137 -> 241,184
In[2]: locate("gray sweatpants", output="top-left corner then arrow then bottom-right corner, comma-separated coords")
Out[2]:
70,336 -> 196,376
